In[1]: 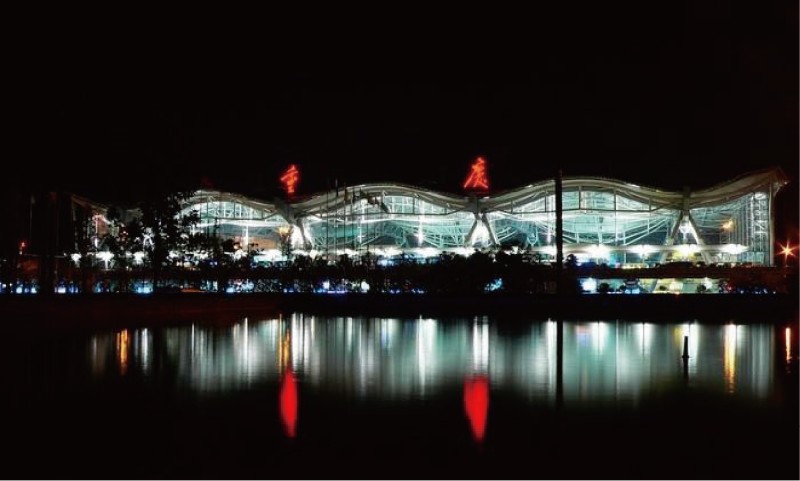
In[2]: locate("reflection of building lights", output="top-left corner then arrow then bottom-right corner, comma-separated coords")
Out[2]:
678,323 -> 700,374
280,331 -> 292,371
116,330 -> 130,376
464,374 -> 489,443
786,327 -> 792,364
417,318 -> 437,392
472,320 -> 489,371
637,323 -> 653,356
592,322 -> 607,353
140,329 -> 150,373
75,317 -> 783,404
724,324 -> 737,394
280,369 -> 298,438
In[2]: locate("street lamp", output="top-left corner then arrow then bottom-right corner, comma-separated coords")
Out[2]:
779,241 -> 796,267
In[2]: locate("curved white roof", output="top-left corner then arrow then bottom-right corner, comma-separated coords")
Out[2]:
183,167 -> 788,215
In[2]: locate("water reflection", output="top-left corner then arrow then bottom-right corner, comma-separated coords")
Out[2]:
86,316 -> 776,402
786,327 -> 792,365
280,369 -> 298,438
464,374 -> 489,443
115,329 -> 130,376
724,324 -> 737,393
279,320 -> 298,439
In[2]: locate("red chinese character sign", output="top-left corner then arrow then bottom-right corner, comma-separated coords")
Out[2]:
280,164 -> 300,197
463,157 -> 490,192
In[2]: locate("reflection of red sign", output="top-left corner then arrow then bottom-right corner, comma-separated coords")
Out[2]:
464,375 -> 489,442
280,164 -> 300,196
463,157 -> 490,191
280,369 -> 298,438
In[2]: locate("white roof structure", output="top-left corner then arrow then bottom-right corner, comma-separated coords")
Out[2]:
180,167 -> 788,266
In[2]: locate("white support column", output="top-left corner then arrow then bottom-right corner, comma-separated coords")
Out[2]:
295,219 -> 311,250
464,217 -> 480,247
480,213 -> 499,246
660,213 -> 684,263
685,212 -> 712,264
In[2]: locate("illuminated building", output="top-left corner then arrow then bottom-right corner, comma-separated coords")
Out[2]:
179,167 -> 787,266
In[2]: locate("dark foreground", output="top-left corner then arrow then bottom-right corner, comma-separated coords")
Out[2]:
7,381 -> 797,479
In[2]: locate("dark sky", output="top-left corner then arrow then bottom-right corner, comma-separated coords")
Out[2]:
7,4 -> 798,238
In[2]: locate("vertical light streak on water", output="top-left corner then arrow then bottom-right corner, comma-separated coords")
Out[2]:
243,318 -> 251,382
786,327 -> 792,365
75,316 -> 778,403
417,317 -> 437,396
679,323 -> 700,375
304,315 -> 313,372
141,328 -> 150,374
116,329 -> 129,376
291,313 -> 304,371
724,323 -> 738,394
472,319 -> 489,373
545,319 -> 557,401
90,337 -> 102,377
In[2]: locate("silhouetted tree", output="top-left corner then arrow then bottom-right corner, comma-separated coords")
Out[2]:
139,191 -> 199,289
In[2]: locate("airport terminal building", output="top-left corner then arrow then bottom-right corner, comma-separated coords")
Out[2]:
178,167 -> 788,267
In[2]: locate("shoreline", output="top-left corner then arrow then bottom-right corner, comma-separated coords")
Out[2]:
1,292 -> 796,329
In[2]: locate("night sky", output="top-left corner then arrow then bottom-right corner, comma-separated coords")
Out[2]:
7,4 -> 798,240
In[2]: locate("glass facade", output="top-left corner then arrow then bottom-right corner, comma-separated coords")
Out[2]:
179,168 -> 788,266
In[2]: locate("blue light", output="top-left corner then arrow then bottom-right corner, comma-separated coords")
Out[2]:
484,278 -> 503,292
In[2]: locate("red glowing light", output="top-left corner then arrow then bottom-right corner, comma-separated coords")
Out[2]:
463,157 -> 490,191
280,368 -> 298,438
464,374 -> 489,442
280,164 -> 300,196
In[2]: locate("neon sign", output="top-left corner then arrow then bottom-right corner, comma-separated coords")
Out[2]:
280,164 -> 300,196
463,157 -> 489,191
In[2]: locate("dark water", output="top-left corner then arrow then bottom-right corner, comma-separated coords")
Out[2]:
2,314 -> 797,479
